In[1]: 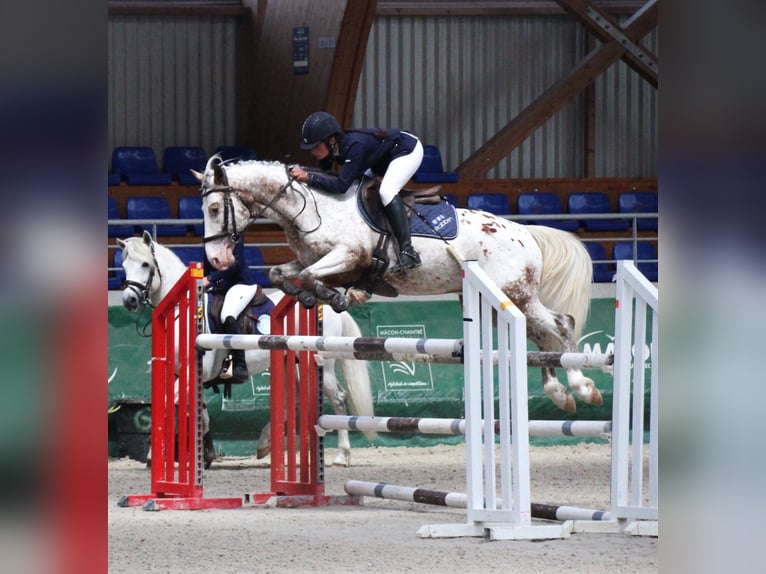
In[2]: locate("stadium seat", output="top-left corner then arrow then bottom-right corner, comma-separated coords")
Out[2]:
163,146 -> 208,185
215,145 -> 258,163
413,145 -> 458,183
442,193 -> 460,207
178,196 -> 204,236
172,246 -> 205,267
109,248 -> 125,290
111,146 -> 173,185
613,241 -> 658,282
618,191 -> 658,231
466,192 -> 512,215
108,196 -> 135,237
568,192 -> 630,231
126,196 -> 187,236
517,192 -> 579,231
108,173 -> 122,186
244,246 -> 271,287
584,242 -> 615,283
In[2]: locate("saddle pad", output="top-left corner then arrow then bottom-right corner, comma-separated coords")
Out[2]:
410,201 -> 459,240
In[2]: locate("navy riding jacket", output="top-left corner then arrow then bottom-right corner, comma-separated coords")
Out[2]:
204,238 -> 256,294
307,128 -> 418,195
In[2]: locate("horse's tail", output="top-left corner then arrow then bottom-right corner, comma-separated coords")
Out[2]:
337,311 -> 377,442
526,225 -> 592,341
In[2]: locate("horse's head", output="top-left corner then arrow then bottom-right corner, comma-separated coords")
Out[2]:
116,231 -> 163,311
194,154 -> 254,270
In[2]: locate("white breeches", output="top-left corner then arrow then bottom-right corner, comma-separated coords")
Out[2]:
221,283 -> 261,322
379,136 -> 424,206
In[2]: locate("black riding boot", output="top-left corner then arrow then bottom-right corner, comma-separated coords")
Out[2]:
221,316 -> 249,383
384,195 -> 421,271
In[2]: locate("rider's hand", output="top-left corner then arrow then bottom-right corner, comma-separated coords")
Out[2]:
290,167 -> 308,182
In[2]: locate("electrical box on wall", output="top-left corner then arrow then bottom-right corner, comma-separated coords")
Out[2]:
293,26 -> 309,74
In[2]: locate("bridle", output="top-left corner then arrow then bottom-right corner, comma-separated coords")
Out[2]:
123,242 -> 162,312
200,165 -> 321,239
200,184 -> 253,245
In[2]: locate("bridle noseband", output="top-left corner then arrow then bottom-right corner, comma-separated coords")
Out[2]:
201,184 -> 251,245
123,243 -> 162,311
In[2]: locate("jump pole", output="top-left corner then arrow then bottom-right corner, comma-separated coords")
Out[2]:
343,480 -> 612,524
316,415 -> 612,438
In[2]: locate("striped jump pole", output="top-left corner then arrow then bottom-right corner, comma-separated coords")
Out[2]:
195,334 -> 612,370
344,480 -> 611,523
317,415 -> 612,438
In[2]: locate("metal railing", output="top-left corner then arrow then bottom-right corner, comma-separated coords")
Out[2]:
107,212 -> 658,287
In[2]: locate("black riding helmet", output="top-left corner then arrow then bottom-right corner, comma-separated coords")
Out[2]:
300,111 -> 342,149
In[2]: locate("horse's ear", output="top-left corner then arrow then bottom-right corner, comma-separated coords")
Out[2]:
191,169 -> 203,182
212,162 -> 229,186
142,230 -> 153,245
116,238 -> 126,248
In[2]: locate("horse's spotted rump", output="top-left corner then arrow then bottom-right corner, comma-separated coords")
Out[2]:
481,222 -> 499,234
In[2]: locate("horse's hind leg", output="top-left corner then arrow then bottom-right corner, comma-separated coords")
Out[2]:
526,304 -> 602,412
320,359 -> 351,466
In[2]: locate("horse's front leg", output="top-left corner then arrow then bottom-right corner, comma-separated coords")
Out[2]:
298,248 -> 361,312
270,260 -> 317,308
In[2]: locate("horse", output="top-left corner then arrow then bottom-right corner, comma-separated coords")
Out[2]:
116,230 -> 376,467
194,155 -> 602,413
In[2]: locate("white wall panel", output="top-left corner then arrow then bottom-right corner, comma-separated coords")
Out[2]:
108,15 -> 238,167
354,14 -> 656,178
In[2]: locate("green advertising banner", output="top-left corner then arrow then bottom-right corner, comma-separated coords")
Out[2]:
108,296 -> 636,456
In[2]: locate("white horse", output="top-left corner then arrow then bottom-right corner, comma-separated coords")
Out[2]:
194,156 -> 602,413
117,231 -> 376,467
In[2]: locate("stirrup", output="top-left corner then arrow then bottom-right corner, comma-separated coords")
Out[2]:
392,250 -> 421,271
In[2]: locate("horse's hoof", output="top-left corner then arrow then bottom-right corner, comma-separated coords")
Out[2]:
298,291 -> 317,308
330,293 -> 349,313
346,288 -> 371,306
256,445 -> 271,459
332,450 -> 350,467
544,382 -> 576,413
588,387 -> 604,406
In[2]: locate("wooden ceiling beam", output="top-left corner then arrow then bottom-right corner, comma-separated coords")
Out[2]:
456,0 -> 657,179
556,0 -> 657,87
324,0 -> 379,127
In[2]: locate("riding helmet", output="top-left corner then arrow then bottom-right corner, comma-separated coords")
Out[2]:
300,112 -> 342,149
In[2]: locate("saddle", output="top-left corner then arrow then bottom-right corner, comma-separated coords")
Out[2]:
206,285 -> 274,336
352,177 -> 459,296
202,285 -> 274,397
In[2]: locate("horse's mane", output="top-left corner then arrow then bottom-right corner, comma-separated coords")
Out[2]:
121,236 -> 183,270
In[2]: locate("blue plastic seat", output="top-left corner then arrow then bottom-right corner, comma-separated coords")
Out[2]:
109,248 -> 126,290
215,145 -> 258,163
126,196 -> 187,236
613,241 -> 658,282
442,193 -> 460,207
163,146 -> 208,185
108,196 -> 135,237
112,147 -> 173,185
584,242 -> 615,283
466,193 -> 512,215
244,246 -> 271,287
568,192 -> 630,231
108,173 -> 122,186
413,145 -> 458,183
517,192 -> 579,231
178,196 -> 204,236
618,191 -> 658,231
172,246 -> 205,267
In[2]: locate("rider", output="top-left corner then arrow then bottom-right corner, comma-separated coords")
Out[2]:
290,111 -> 424,271
203,236 -> 258,383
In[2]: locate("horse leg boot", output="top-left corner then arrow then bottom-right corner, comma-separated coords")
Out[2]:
384,195 -> 421,271
220,316 -> 249,383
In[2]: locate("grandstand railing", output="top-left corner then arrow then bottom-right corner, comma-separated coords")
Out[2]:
108,212 -> 658,288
